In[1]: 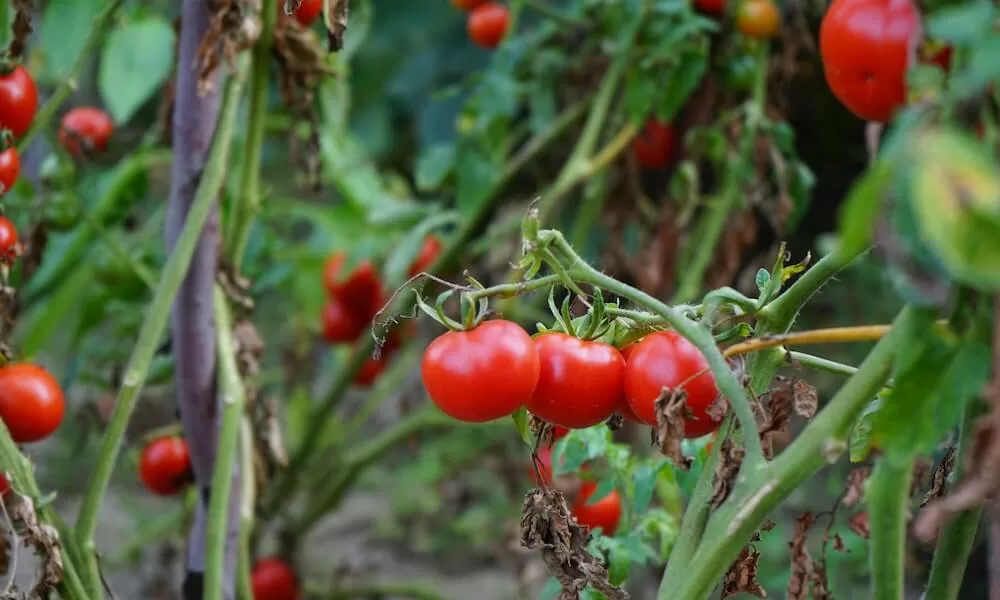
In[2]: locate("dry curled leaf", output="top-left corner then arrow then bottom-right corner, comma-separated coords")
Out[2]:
7,493 -> 64,595
652,388 -> 693,471
786,512 -> 815,600
848,511 -> 870,539
196,0 -> 261,95
922,445 -> 956,507
323,0 -> 349,51
760,376 -> 793,437
841,467 -> 870,509
7,0 -> 34,60
792,380 -> 818,419
721,543 -> 766,598
711,438 -> 745,509
520,488 -> 629,600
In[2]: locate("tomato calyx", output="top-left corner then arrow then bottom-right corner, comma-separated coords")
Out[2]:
537,286 -> 616,343
413,282 -> 490,332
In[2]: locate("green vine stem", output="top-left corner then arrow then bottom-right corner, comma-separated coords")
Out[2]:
205,285 -> 247,600
16,0 -> 126,152
867,456 -> 915,600
787,350 -> 860,378
317,581 -> 446,600
73,59 -> 248,593
237,415 -> 256,600
661,305 -> 915,600
923,402 -> 985,600
225,0 -> 276,267
0,0 -> 8,49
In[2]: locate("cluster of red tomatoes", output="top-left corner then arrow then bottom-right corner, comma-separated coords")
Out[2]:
422,321 -> 725,434
321,236 -> 441,386
0,363 -> 66,493
452,0 -> 509,49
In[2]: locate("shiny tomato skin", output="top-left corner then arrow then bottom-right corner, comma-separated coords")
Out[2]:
422,320 -> 539,422
321,299 -> 366,343
0,364 -> 65,443
0,215 -> 17,260
139,437 -> 192,496
572,481 -> 622,536
624,331 -> 724,438
553,425 -> 570,440
468,3 -> 509,49
353,356 -> 386,387
632,120 -> 676,169
251,557 -> 301,600
453,0 -> 488,9
323,252 -> 384,320
617,344 -> 644,423
59,107 -> 114,157
526,333 -> 625,429
0,147 -> 18,196
819,0 -> 921,123
292,0 -> 323,27
0,67 -> 38,138
736,0 -> 780,39
408,235 -> 443,277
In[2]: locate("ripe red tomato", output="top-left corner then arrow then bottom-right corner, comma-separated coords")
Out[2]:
632,120 -> 676,169
453,0 -> 488,10
59,107 -> 114,158
552,425 -> 569,440
468,3 -> 509,49
617,344 -> 644,423
422,320 -> 540,422
571,481 -> 621,536
624,331 -> 724,438
353,356 -> 387,387
139,436 -> 192,496
0,215 -> 18,261
0,67 -> 38,138
0,473 -> 8,496
408,235 -> 443,277
0,364 -> 65,443
694,0 -> 726,16
819,0 -> 920,123
526,333 -> 625,429
321,299 -> 366,343
251,557 -> 301,600
291,0 -> 322,27
0,147 -> 19,196
736,0 -> 780,39
323,252 -> 383,321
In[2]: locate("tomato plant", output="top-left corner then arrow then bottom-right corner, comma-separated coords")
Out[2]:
571,481 -> 622,536
291,0 -> 323,27
422,320 -> 539,422
0,145 -> 18,195
250,557 -> 300,600
736,0 -> 781,39
632,120 -> 676,169
0,66 -> 37,138
0,363 -> 65,443
353,355 -> 387,387
467,3 -> 509,49
323,252 -> 383,321
0,215 -> 18,261
321,298 -> 366,343
139,436 -> 192,496
408,234 -> 443,277
0,473 -> 7,496
526,332 -> 625,429
59,107 -> 114,158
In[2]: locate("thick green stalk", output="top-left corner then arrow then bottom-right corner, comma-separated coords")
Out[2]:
74,63 -> 248,592
17,0 -> 126,152
205,285 -> 246,600
226,0 -> 276,266
237,415 -> 256,600
867,457 -> 915,600
924,403 -> 984,600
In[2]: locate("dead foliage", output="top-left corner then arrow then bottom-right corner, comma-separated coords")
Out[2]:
921,445 -> 956,507
323,0 -> 349,51
848,511 -> 870,538
792,380 -> 818,419
721,533 -> 765,599
1,493 -> 64,596
711,438 -> 745,509
651,388 -> 693,471
6,0 -> 33,61
785,512 -> 831,600
196,0 -> 261,95
841,467 -> 870,509
520,488 -> 629,600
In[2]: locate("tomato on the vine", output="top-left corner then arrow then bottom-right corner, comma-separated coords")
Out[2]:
736,0 -> 780,39
632,120 -> 676,169
0,364 -> 65,443
694,0 -> 726,17
0,146 -> 18,197
819,0 -> 920,123
571,482 -> 621,536
422,320 -> 539,422
468,3 -> 509,49
0,67 -> 38,138
526,333 -> 625,429
290,0 -> 322,27
321,299 -> 366,343
251,557 -> 301,600
616,344 -> 643,423
624,331 -> 724,438
353,356 -> 387,387
323,252 -> 383,320
453,0 -> 488,10
139,436 -> 192,496
59,107 -> 114,158
408,235 -> 443,277
0,216 -> 17,261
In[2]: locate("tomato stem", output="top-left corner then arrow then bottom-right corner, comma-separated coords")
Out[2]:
722,324 -> 894,358
867,456 -> 915,600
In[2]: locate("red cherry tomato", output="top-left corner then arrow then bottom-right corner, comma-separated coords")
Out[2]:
453,0 -> 488,10
353,356 -> 387,387
736,0 -> 780,39
251,557 -> 301,600
617,344 -> 644,423
468,3 -> 509,49
0,147 -> 18,196
291,0 -> 323,27
552,425 -> 570,440
624,331 -> 724,438
323,252 -> 384,321
0,215 -> 17,261
0,473 -> 9,496
408,235 -> 443,277
819,0 -> 920,123
526,333 -> 625,429
922,43 -> 952,72
632,121 -> 676,169
0,364 -> 65,444
59,107 -> 114,158
0,67 -> 38,138
321,299 -> 366,343
571,481 -> 621,536
139,436 -> 192,496
694,0 -> 726,16
422,320 -> 540,422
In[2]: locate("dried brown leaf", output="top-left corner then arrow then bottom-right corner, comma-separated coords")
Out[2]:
922,445 -> 956,507
786,512 -> 815,600
760,376 -> 793,440
841,467 -> 871,509
832,534 -> 845,552
8,0 -> 33,60
809,560 -> 833,600
848,511 -> 870,538
324,0 -> 349,51
8,494 -> 63,595
711,439 -> 745,509
721,544 -> 766,599
761,519 -> 776,532
792,380 -> 818,419
652,388 -> 692,471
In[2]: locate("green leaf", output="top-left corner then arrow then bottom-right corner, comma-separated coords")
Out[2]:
99,17 -> 176,124
382,210 -> 460,284
455,143 -> 500,215
754,268 -> 770,295
951,35 -> 1000,97
837,161 -> 893,257
41,0 -> 104,76
926,0 -> 997,43
415,144 -> 456,192
631,463 -> 658,516
587,477 -> 616,506
655,49 -> 708,122
511,407 -> 532,446
849,393 -> 886,463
